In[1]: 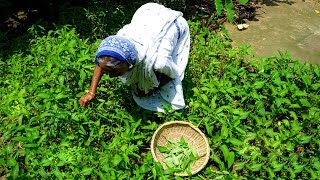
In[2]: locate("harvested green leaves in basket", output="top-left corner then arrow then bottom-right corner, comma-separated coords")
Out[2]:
157,137 -> 199,175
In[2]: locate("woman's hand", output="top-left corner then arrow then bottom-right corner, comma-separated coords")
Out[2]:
79,65 -> 103,107
79,92 -> 95,107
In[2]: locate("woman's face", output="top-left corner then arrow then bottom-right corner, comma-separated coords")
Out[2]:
99,56 -> 129,77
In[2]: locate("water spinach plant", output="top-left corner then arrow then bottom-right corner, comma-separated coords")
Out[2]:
157,137 -> 199,175
0,20 -> 319,179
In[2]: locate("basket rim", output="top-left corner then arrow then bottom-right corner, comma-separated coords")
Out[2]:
150,121 -> 210,176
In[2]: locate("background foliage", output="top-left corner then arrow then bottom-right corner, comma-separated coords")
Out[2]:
1,0 -> 256,56
1,0 -> 320,179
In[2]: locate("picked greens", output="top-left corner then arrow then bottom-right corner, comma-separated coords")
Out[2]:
157,137 -> 199,175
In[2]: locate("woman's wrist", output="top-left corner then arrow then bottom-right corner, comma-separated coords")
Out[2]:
88,91 -> 95,97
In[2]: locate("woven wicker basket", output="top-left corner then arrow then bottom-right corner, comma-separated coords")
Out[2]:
151,121 -> 210,176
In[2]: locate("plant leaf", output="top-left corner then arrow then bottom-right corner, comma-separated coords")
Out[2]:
299,99 -> 311,107
112,155 -> 122,166
81,167 -> 93,175
157,146 -> 170,153
227,152 -> 235,169
215,0 -> 223,16
239,0 -> 249,4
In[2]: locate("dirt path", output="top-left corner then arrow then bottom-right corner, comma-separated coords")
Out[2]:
225,0 -> 320,64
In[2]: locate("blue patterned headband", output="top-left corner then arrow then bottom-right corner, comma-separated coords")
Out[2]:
95,36 -> 137,68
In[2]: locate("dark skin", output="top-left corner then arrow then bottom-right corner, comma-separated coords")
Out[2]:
79,56 -> 172,107
133,71 -> 173,97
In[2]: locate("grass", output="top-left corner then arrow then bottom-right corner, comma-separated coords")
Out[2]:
0,15 -> 320,180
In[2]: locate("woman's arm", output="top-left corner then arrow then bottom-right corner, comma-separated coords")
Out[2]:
89,65 -> 104,94
157,72 -> 173,87
79,65 -> 104,107
134,72 -> 173,97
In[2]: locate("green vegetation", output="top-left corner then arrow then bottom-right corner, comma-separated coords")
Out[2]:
157,137 -> 199,175
1,3 -> 320,179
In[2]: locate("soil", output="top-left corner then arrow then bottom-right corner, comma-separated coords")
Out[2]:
224,0 -> 320,64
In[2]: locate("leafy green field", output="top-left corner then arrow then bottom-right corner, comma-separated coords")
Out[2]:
1,20 -> 320,179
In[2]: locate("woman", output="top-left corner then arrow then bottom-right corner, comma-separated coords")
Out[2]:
79,3 -> 190,112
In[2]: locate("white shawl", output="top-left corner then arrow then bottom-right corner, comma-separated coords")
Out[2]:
116,3 -> 190,112
117,3 -> 182,93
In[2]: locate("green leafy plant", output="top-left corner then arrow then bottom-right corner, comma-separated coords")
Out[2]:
184,20 -> 320,179
157,137 -> 199,175
0,17 -> 319,180
214,0 -> 248,22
